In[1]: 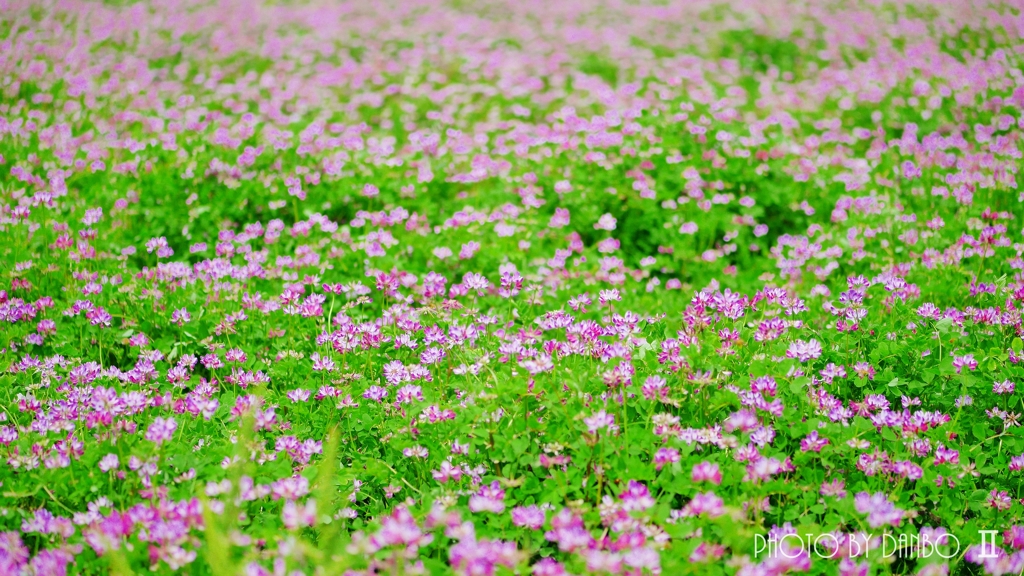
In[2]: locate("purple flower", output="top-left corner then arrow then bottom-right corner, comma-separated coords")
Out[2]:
653,447 -> 680,471
618,480 -> 655,511
854,492 -> 904,528
449,538 -> 521,576
402,446 -> 428,459
362,386 -> 388,402
1010,454 -> 1024,472
548,208 -> 570,228
820,479 -> 846,498
594,213 -> 617,231
532,558 -> 567,576
469,481 -> 506,514
800,430 -> 830,452
786,339 -> 822,362
98,454 -> 119,472
691,461 -> 722,485
145,417 -> 177,445
987,489 -> 1013,511
370,506 -> 433,551
510,505 -> 545,530
852,362 -> 875,379
681,492 -> 724,518
432,460 -> 463,483
544,509 -> 593,552
952,354 -> 977,374
282,499 -> 317,530
583,410 -> 617,434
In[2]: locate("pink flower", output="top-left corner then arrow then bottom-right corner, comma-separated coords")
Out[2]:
363,386 -> 388,402
654,447 -> 680,471
98,454 -> 119,472
403,446 -> 428,459
838,558 -> 869,576
449,538 -> 521,576
282,499 -> 317,530
311,353 -> 335,372
532,558 -> 567,576
724,409 -> 759,432
854,492 -> 904,527
597,289 -> 621,305
987,489 -> 1013,511
171,305 -> 191,323
596,237 -> 620,253
458,241 -> 481,260
544,509 -> 593,552
594,213 -> 617,230
1010,454 -> 1024,472
679,222 -> 698,234
786,339 -> 823,362
953,354 -> 977,374
432,460 -> 463,483
691,461 -> 722,485
583,410 -> 617,434
852,362 -> 875,379
820,479 -> 846,498
995,380 -> 1015,395
689,542 -> 725,563
370,506 -> 433,551
618,480 -> 655,511
800,430 -> 830,452
681,492 -> 724,518
549,208 -> 570,228
145,417 -> 177,445
511,505 -> 545,530
623,547 -> 660,571
469,481 -> 506,514
582,549 -> 622,573
902,160 -> 922,179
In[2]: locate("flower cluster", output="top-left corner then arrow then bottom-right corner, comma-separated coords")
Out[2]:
0,0 -> 1023,574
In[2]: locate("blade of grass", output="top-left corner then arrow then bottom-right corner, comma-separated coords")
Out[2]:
314,426 -> 341,543
198,492 -> 236,576
106,546 -> 135,576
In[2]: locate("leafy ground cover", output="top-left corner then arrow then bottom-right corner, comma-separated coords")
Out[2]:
1,0 -> 1024,574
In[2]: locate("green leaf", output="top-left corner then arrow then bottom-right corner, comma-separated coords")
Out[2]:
510,437 -> 529,456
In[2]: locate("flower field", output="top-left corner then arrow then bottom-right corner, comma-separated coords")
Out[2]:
2,0 -> 1024,573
